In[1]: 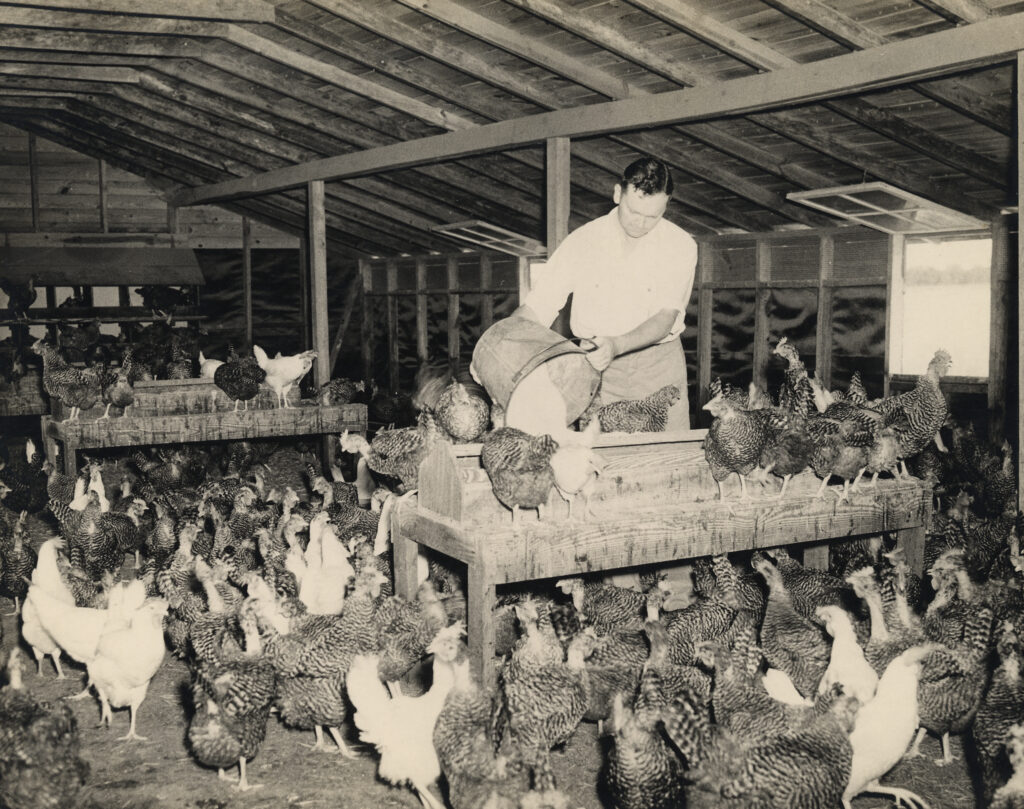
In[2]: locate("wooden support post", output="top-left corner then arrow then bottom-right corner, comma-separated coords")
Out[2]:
815,234 -> 835,387
989,213 -> 1009,441
308,180 -> 333,467
752,240 -> 771,390
415,256 -> 428,362
447,256 -> 460,373
166,205 -> 179,242
28,133 -> 38,232
45,285 -> 56,342
480,253 -> 494,333
386,260 -> 400,393
359,259 -> 373,385
897,526 -> 926,577
298,236 -> 311,350
697,245 -> 713,416
1018,52 -> 1024,515
884,234 -> 906,399
546,137 -> 571,250
242,216 -> 253,348
468,559 -> 497,688
98,159 -> 108,233
328,276 -> 360,376
802,543 -> 830,571
392,507 -> 420,601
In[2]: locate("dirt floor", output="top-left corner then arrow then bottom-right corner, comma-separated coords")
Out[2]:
0,598 -> 982,809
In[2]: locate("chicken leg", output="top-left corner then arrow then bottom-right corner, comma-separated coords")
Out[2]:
327,725 -> 359,759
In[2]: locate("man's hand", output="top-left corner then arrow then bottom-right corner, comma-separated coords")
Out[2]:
585,336 -> 617,372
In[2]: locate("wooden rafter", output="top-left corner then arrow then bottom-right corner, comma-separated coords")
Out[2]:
760,0 -> 1011,133
911,0 -> 992,23
167,12 -> 1024,208
0,0 -> 276,21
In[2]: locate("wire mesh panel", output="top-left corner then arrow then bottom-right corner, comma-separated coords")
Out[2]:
831,285 -> 886,397
709,240 -> 757,284
710,288 -> 756,390
769,236 -> 821,282
765,288 -> 818,393
834,229 -> 889,283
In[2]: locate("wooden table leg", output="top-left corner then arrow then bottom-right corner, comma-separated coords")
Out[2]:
63,440 -> 78,476
468,559 -> 496,689
897,525 -> 926,577
391,503 -> 419,601
802,542 -> 830,571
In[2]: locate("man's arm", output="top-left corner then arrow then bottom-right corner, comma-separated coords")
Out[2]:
513,303 -> 545,324
587,308 -> 679,371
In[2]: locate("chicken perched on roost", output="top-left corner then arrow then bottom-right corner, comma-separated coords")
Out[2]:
434,379 -> 490,442
591,384 -> 680,433
701,392 -> 773,502
214,349 -> 266,411
253,344 -> 317,408
481,427 -> 558,527
319,376 -> 364,405
549,418 -> 603,521
31,339 -> 103,421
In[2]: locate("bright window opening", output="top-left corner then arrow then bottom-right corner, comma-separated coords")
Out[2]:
898,236 -> 991,377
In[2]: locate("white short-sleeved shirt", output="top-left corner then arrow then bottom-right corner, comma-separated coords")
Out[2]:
524,208 -> 698,343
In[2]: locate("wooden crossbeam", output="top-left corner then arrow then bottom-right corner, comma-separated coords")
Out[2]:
0,0 -> 275,21
169,14 -> 1024,206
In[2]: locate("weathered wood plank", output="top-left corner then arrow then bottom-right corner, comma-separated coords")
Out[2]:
546,137 -> 570,251
1018,52 -> 1024,514
0,0 -> 275,21
989,213 -> 1009,440
170,15 -> 1024,206
816,234 -> 834,388
242,216 -> 253,347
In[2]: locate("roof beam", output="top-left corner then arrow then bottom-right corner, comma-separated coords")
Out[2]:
621,0 -> 1005,185
0,63 -> 139,82
169,11 -> 1024,208
0,0 -> 275,21
760,0 -> 1011,132
911,0 -> 992,23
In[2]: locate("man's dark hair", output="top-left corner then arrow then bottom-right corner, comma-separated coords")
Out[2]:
621,157 -> 673,197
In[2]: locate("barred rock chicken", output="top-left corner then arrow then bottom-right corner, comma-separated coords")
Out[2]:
374,579 -> 450,694
604,691 -> 684,809
663,680 -> 857,809
481,427 -> 558,527
433,647 -> 518,809
909,603 -> 993,765
434,379 -> 490,442
555,576 -> 649,635
319,376 -> 365,406
31,339 -> 103,421
592,384 -> 680,433
502,605 -> 596,790
874,348 -> 952,475
0,438 -> 47,514
188,602 -> 277,790
702,393 -> 772,501
974,622 -> 1024,805
214,350 -> 267,411
253,345 -> 316,408
1,511 -> 35,614
346,410 -> 450,493
347,622 -> 467,809
752,553 -> 831,699
0,649 -> 89,809
772,336 -> 815,420
807,409 -> 874,501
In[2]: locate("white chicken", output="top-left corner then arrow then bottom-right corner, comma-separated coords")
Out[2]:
198,350 -> 223,379
817,604 -> 878,704
69,475 -> 89,511
253,345 -> 317,408
346,622 -> 465,809
297,511 -> 354,615
338,430 -> 376,503
843,644 -> 936,809
88,596 -> 169,740
88,464 -> 110,513
21,538 -> 73,678
549,417 -> 603,521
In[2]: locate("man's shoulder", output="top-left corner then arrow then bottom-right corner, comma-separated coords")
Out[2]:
656,217 -> 698,247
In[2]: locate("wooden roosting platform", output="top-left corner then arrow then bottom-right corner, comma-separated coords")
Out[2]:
42,377 -> 367,475
392,430 -> 932,685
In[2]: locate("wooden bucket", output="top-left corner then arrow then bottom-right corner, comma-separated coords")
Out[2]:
470,314 -> 600,424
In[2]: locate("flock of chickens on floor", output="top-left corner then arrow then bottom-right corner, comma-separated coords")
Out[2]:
0,350 -> 1019,809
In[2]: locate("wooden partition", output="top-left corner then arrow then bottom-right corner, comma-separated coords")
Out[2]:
359,251 -> 521,389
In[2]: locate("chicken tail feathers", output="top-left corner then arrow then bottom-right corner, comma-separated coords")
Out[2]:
345,654 -> 390,744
